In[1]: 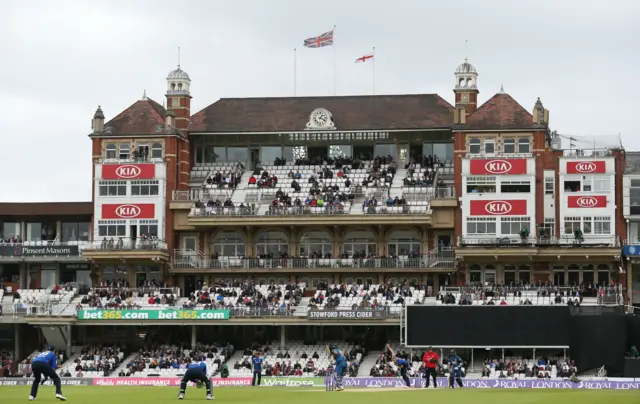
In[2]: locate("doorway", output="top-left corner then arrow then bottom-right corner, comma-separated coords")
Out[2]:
250,148 -> 260,170
135,272 -> 146,287
130,225 -> 138,249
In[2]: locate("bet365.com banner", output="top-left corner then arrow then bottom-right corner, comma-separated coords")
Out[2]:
77,309 -> 230,321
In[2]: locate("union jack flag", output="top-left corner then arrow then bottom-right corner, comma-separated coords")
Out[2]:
303,30 -> 334,48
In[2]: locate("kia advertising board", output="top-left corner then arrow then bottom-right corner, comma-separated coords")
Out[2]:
566,161 -> 606,174
101,204 -> 155,219
567,195 -> 607,208
469,200 -> 527,216
469,159 -> 528,175
102,164 -> 155,180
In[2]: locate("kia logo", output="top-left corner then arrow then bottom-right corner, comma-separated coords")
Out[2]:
576,197 -> 598,207
115,205 -> 141,218
573,162 -> 597,173
484,160 -> 512,174
485,201 -> 513,215
114,165 -> 142,179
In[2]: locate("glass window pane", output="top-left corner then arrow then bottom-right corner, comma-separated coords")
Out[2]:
260,147 -> 282,164
422,143 -> 433,156
374,144 -> 396,158
227,147 -> 248,163
329,145 -> 352,158
27,223 -> 42,241
433,143 -> 450,159
213,147 -> 226,162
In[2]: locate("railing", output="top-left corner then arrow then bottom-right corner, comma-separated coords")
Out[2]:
83,238 -> 168,251
171,255 -> 449,270
98,157 -> 163,164
91,286 -> 180,297
458,235 -> 620,247
431,186 -> 456,198
464,152 -> 533,159
173,189 -> 200,201
426,246 -> 454,267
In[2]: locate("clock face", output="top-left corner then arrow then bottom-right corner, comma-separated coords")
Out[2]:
312,110 -> 329,126
461,93 -> 469,102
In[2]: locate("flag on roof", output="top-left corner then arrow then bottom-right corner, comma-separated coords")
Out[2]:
355,54 -> 374,63
303,30 -> 334,48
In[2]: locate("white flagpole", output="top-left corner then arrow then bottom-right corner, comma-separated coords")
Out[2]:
372,47 -> 376,95
294,48 -> 297,97
333,25 -> 337,96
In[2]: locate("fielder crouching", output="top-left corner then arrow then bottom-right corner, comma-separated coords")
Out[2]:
178,357 -> 213,400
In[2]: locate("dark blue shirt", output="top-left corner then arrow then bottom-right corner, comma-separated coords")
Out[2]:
188,362 -> 207,373
332,348 -> 346,364
32,351 -> 58,368
252,356 -> 263,371
396,358 -> 409,368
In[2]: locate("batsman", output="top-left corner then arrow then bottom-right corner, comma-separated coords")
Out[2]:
328,344 -> 347,391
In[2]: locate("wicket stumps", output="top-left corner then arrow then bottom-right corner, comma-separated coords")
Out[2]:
325,371 -> 336,391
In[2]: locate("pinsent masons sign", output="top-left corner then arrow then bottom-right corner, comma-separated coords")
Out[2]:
0,244 -> 79,257
77,309 -> 230,321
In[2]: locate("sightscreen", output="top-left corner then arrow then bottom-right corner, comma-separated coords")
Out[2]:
405,305 -> 571,347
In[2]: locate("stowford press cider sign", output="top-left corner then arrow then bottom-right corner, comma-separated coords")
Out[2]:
78,310 -> 230,321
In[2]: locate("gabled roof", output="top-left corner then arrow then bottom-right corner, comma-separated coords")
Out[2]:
461,93 -> 543,131
101,99 -> 167,136
190,94 -> 455,133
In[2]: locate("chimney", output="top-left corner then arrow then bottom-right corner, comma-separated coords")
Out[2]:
165,109 -> 175,127
532,98 -> 549,125
92,106 -> 105,132
454,105 -> 466,124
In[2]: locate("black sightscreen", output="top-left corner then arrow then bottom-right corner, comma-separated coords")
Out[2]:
406,305 -> 571,347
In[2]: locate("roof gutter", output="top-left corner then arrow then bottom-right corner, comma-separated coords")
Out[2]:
189,128 -> 452,135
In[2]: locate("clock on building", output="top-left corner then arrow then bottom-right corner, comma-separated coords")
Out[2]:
461,93 -> 470,103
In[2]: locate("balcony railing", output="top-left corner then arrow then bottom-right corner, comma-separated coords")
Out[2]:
83,238 -> 168,251
458,235 -> 620,248
431,186 -> 456,198
98,157 -> 163,164
171,255 -> 444,270
463,152 -> 533,159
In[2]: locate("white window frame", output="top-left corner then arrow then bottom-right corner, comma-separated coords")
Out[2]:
466,217 -> 497,235
151,143 -> 163,159
592,176 -> 610,192
563,216 -> 581,234
469,138 -> 481,154
466,176 -> 496,193
98,180 -> 126,197
483,139 -> 495,155
131,180 -> 160,196
139,219 -> 159,237
545,176 -> 554,195
500,216 -> 531,235
503,137 -> 516,154
500,180 -> 531,193
593,216 -> 611,235
583,216 -> 593,234
105,144 -> 117,159
97,220 -> 126,238
118,143 -> 130,160
518,138 -> 531,154
542,218 -> 555,236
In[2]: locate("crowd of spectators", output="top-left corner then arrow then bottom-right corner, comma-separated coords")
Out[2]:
204,164 -> 243,189
0,235 -> 22,243
1,350 -> 13,377
68,345 -> 123,377
75,280 -> 176,311
194,199 -> 256,215
123,343 -> 232,377
309,281 -> 427,310
482,357 -> 577,379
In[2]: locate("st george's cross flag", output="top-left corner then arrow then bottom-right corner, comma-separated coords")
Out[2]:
355,53 -> 374,63
303,30 -> 334,48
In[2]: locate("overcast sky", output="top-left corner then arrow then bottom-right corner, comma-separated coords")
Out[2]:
0,0 -> 637,202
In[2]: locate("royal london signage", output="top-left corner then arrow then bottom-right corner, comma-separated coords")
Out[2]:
0,244 -> 80,257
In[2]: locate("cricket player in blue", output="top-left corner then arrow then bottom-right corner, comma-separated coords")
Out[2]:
251,350 -> 263,386
178,357 -> 213,400
386,344 -> 411,387
329,344 -> 347,391
29,347 -> 66,401
448,350 -> 464,388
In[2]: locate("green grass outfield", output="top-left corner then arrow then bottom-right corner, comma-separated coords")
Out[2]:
2,386 -> 639,404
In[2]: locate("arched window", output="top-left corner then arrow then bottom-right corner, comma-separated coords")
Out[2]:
211,231 -> 245,257
151,143 -> 163,159
256,230 -> 289,256
469,264 -> 482,284
171,83 -> 176,91
342,230 -> 376,257
458,78 -> 465,87
177,83 -> 183,90
299,230 -> 332,258
386,230 -> 420,256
